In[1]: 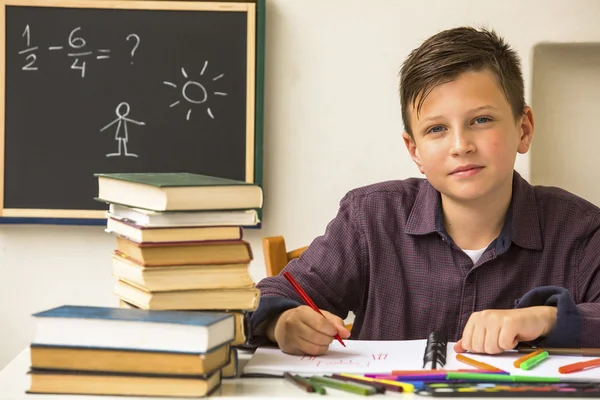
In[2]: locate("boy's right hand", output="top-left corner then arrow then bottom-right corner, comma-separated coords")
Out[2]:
266,305 -> 351,355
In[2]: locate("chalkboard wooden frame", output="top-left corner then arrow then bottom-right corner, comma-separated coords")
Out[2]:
0,0 -> 259,221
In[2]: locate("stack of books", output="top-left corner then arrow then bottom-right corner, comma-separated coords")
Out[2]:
94,172 -> 263,378
27,305 -> 234,397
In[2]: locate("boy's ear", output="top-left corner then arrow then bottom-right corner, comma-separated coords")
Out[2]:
517,106 -> 535,154
402,131 -> 425,174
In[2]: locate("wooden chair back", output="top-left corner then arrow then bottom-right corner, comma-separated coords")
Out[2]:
262,236 -> 308,277
262,235 -> 353,331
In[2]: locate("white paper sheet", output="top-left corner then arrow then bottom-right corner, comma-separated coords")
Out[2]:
242,339 -> 600,379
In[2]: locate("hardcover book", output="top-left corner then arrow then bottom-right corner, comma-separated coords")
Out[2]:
32,305 -> 235,353
95,172 -> 263,211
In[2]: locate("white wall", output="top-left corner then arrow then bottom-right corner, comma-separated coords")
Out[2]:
2,0 -> 600,370
530,43 -> 600,206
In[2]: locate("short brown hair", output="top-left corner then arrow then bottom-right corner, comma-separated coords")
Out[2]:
399,27 -> 525,136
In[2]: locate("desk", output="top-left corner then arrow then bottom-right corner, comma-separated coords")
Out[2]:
0,348 -> 363,399
0,348 -> 530,400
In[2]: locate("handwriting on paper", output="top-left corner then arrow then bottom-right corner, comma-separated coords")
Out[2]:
299,353 -> 389,369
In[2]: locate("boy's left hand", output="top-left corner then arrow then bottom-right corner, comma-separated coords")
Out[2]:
454,306 -> 557,354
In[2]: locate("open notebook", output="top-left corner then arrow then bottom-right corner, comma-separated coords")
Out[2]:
243,339 -> 600,379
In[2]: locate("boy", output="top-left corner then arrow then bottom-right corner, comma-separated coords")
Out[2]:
249,27 -> 600,355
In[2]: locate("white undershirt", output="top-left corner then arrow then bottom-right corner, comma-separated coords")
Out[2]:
462,247 -> 487,264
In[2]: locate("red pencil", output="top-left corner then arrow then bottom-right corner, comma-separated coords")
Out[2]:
283,271 -> 346,347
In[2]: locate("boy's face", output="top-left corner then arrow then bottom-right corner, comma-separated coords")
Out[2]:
402,69 -> 534,205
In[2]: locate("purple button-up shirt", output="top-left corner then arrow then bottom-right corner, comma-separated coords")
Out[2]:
250,172 -> 600,348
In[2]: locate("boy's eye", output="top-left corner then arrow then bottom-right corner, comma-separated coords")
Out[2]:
474,116 -> 491,124
427,125 -> 445,134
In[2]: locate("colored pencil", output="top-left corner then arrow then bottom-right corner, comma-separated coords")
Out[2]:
309,375 -> 377,396
338,374 -> 404,393
293,374 -> 327,395
559,357 -> 600,374
283,271 -> 346,347
455,353 -> 505,372
330,374 -> 386,393
283,372 -> 314,392
514,348 -> 544,367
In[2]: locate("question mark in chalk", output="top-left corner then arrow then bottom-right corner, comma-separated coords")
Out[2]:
126,34 -> 140,64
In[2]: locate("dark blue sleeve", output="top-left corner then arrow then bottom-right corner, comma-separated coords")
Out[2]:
246,296 -> 301,347
514,286 -> 582,347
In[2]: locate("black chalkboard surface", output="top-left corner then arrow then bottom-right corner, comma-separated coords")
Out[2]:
0,0 -> 261,221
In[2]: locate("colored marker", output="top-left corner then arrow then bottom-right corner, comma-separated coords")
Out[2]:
514,348 -> 544,368
447,372 -> 560,383
520,351 -> 549,370
366,373 -> 446,380
392,369 -> 508,375
559,357 -> 600,374
518,346 -> 600,357
396,374 -> 448,381
456,354 -> 505,372
369,379 -> 414,393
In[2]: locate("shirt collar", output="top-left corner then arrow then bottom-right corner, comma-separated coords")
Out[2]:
405,171 -> 543,252
405,180 -> 440,236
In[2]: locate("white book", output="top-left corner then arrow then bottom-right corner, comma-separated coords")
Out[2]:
107,203 -> 259,227
243,339 -> 600,379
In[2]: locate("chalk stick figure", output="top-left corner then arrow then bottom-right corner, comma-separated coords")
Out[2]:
100,102 -> 145,157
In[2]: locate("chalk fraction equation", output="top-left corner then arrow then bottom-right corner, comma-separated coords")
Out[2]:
17,24 -> 140,77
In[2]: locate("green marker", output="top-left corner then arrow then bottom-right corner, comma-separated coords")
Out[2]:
309,375 -> 377,396
520,351 -> 549,370
446,372 -> 560,383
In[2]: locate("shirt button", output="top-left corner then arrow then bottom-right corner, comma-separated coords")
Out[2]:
467,274 -> 475,283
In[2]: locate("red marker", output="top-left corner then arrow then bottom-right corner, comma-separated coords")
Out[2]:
283,271 -> 346,347
558,357 -> 600,374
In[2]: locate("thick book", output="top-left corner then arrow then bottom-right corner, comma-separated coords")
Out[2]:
95,172 -> 263,211
222,348 -> 238,379
28,368 -> 221,397
106,218 -> 243,244
107,204 -> 260,228
119,300 -> 247,347
30,343 -> 230,376
32,305 -> 234,353
116,235 -> 253,266
115,280 -> 260,311
112,251 -> 254,291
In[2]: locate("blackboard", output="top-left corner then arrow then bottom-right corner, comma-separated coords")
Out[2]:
0,0 -> 262,221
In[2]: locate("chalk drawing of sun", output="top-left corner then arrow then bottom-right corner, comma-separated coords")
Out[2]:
163,61 -> 227,121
